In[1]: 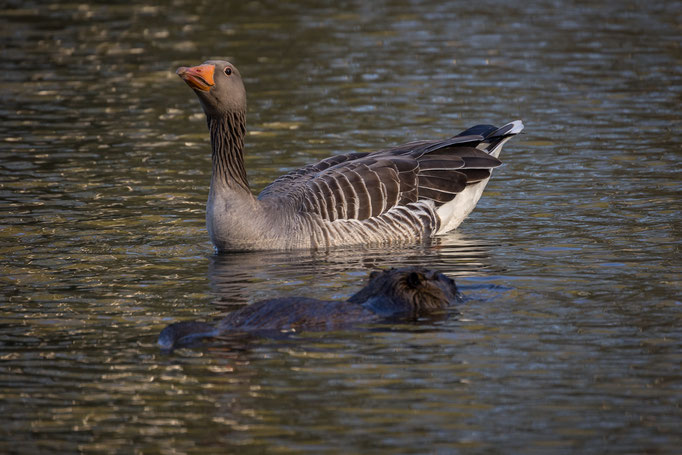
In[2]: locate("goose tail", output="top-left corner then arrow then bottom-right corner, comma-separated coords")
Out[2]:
435,120 -> 523,234
454,120 -> 523,158
480,120 -> 524,158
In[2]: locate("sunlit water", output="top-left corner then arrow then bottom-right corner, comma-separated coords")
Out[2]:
1,0 -> 680,453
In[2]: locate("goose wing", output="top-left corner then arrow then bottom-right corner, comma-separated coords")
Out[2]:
258,134 -> 501,222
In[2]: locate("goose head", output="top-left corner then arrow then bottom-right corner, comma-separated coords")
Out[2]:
176,60 -> 246,117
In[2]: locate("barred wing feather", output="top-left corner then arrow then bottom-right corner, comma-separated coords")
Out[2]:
258,134 -> 502,223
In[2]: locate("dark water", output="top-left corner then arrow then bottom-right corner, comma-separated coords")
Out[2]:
1,0 -> 680,453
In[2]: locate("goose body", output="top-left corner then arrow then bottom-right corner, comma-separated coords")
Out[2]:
177,60 -> 523,252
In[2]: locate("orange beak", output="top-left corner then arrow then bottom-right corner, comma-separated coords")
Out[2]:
176,64 -> 215,92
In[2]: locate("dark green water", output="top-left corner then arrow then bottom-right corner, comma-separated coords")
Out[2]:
1,0 -> 680,453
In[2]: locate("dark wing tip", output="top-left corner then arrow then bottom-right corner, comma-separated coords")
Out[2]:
454,120 -> 524,139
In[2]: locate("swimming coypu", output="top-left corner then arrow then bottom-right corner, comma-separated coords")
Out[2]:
159,267 -> 459,350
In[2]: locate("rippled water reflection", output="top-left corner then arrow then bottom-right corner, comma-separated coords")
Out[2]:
1,0 -> 680,453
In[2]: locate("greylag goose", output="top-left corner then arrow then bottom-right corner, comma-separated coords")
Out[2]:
176,60 -> 523,251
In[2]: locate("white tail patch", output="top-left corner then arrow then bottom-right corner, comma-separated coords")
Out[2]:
435,179 -> 490,234
506,120 -> 524,135
436,120 -> 522,234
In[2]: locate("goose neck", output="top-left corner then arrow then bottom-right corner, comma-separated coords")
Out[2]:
208,113 -> 249,192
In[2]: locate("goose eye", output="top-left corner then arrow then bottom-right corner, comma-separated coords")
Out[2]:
224,67 -> 232,76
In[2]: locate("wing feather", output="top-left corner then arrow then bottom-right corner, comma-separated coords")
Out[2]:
257,126 -> 509,223
347,167 -> 373,219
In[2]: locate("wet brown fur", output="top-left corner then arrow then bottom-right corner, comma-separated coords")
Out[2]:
159,267 -> 458,350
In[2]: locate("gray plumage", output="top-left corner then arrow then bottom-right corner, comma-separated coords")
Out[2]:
176,60 -> 524,252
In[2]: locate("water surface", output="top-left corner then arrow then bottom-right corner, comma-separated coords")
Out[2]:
1,0 -> 680,453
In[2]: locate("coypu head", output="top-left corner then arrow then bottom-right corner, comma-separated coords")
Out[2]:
347,267 -> 459,319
